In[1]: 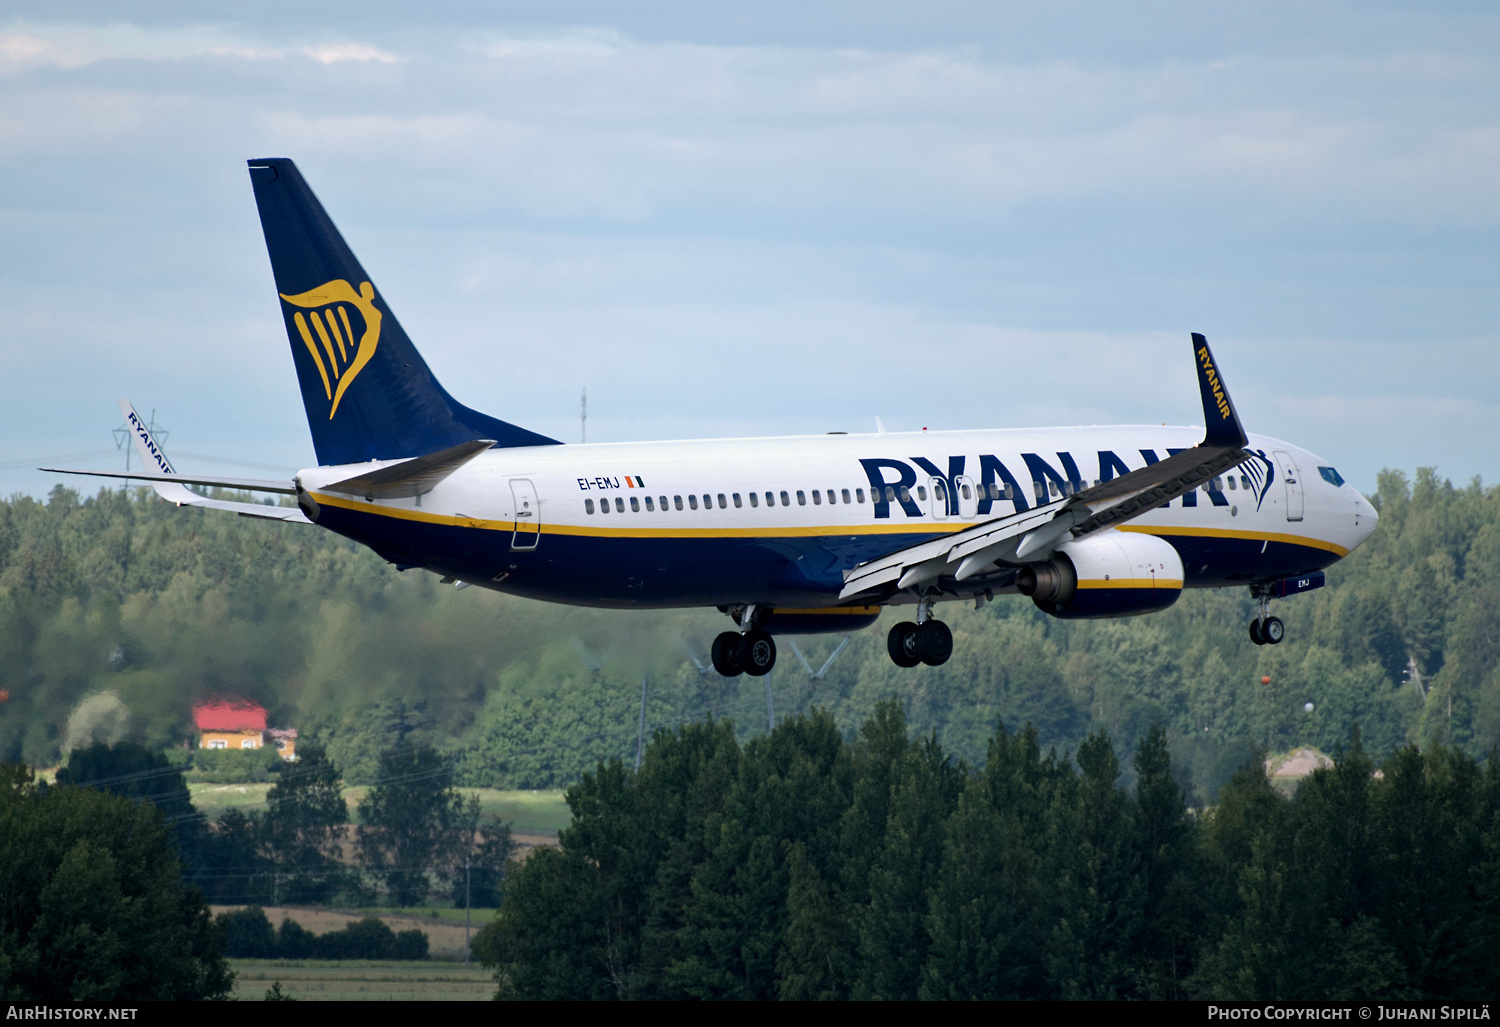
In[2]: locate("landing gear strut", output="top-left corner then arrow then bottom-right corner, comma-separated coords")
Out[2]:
1248,586 -> 1284,646
887,594 -> 953,667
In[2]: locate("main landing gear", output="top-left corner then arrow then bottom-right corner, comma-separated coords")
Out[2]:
886,595 -> 953,668
711,605 -> 777,677
1248,586 -> 1284,646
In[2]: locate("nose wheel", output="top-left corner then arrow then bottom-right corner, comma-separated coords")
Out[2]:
1248,586 -> 1284,645
1248,616 -> 1284,645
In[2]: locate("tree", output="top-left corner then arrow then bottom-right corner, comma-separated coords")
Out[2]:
0,763 -> 232,1001
776,841 -> 843,1000
1041,730 -> 1143,1000
216,906 -> 275,958
54,740 -> 202,864
261,745 -> 349,904
449,820 -> 515,909
853,734 -> 965,999
1129,725 -> 1202,998
357,746 -> 476,905
195,808 -> 271,905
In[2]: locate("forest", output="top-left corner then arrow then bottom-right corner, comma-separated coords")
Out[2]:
475,705 -> 1500,1000
0,465 -> 1496,803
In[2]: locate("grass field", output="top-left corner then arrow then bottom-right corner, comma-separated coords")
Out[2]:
383,906 -> 501,928
230,960 -> 494,1001
189,784 -> 571,836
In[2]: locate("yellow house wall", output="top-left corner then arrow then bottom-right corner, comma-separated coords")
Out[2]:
200,731 -> 262,750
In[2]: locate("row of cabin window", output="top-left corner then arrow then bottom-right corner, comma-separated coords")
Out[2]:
581,474 -> 1256,515
584,483 -> 1011,516
587,488 -> 868,515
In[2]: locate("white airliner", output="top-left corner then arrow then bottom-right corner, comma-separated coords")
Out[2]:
50,159 -> 1378,678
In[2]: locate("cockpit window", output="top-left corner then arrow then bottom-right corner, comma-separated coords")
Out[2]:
1318,466 -> 1345,488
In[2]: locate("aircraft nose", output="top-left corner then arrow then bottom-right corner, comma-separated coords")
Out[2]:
1352,491 -> 1379,548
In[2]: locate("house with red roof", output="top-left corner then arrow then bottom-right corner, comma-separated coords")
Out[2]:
193,700 -> 268,752
193,698 -> 298,759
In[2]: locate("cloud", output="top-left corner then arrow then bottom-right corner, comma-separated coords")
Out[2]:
0,15 -> 1496,499
0,31 -> 108,71
302,42 -> 400,65
0,22 -> 399,73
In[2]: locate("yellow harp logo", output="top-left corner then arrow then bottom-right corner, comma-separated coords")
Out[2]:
279,280 -> 382,419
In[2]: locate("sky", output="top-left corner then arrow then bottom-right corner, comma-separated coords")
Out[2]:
2,2 -> 1497,499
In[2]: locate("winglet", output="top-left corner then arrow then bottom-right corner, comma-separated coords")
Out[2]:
1192,333 -> 1248,448
117,399 -> 177,476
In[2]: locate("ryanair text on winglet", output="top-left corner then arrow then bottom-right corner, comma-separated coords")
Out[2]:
1198,345 -> 1232,422
127,411 -> 172,476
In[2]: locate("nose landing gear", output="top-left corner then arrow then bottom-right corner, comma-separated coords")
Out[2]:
1248,586 -> 1284,646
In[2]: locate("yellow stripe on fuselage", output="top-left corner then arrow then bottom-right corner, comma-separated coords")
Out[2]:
1116,523 -> 1349,558
309,492 -> 967,539
311,494 -> 1348,556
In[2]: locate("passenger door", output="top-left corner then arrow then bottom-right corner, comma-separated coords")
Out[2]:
510,479 -> 540,550
929,478 -> 950,520
1272,451 -> 1303,522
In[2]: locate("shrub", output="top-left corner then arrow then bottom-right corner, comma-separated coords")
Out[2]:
392,928 -> 430,961
276,917 -> 317,959
216,906 -> 276,958
187,746 -> 285,784
316,916 -> 395,959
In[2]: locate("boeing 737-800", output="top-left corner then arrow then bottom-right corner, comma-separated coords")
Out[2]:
49,158 -> 1378,677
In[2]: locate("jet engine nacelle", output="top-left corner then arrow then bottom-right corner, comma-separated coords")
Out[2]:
1015,530 -> 1184,619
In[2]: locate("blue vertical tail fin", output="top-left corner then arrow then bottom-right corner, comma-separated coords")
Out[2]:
247,158 -> 560,466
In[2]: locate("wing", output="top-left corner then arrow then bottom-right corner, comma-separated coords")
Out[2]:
43,399 -> 311,524
839,333 -> 1251,601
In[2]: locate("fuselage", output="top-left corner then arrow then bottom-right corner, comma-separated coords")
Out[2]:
298,424 -> 1377,613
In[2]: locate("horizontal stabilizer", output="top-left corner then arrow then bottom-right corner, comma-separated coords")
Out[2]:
42,467 -> 298,494
43,398 -> 310,524
318,438 -> 494,499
